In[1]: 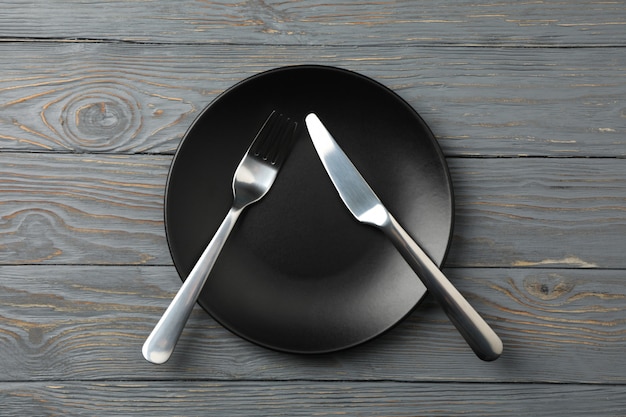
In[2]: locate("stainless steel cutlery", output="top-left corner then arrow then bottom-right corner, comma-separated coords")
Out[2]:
305,113 -> 502,361
143,111 -> 297,364
144,110 -> 502,363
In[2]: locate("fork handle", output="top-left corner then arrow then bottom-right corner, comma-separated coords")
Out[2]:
382,214 -> 503,361
142,207 -> 243,364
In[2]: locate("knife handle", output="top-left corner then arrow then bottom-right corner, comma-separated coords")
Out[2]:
383,214 -> 503,361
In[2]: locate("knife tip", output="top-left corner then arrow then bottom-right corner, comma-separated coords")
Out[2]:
305,112 -> 319,124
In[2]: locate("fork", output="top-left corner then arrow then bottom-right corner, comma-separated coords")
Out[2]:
142,111 -> 298,364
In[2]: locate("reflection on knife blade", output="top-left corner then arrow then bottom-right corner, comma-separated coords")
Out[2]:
305,113 -> 502,361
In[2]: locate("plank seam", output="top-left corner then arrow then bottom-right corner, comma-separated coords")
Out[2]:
1,37 -> 626,48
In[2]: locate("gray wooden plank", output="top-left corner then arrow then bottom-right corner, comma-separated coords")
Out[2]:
447,157 -> 626,269
1,381 -> 625,416
0,153 -> 171,265
0,43 -> 623,156
2,153 -> 625,268
2,1 -> 623,414
1,0 -> 625,47
0,265 -> 625,383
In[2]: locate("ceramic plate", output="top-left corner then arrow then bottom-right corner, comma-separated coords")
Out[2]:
165,65 -> 454,353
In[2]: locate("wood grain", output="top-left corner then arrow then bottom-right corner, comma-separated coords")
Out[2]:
0,43 -> 624,156
1,0 -> 625,413
2,153 -> 624,268
0,153 -> 170,265
1,380 -> 625,416
447,158 -> 626,269
0,265 -> 625,383
0,0 -> 624,47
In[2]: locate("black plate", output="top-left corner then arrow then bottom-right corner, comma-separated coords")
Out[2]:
165,65 -> 454,353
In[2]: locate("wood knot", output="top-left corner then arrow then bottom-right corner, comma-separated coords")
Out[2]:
523,274 -> 575,301
76,101 -> 126,136
29,327 -> 44,345
63,88 -> 141,151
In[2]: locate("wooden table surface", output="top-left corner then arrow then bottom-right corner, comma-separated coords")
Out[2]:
1,1 -> 625,415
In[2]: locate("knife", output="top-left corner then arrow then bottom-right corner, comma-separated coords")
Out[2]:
305,113 -> 503,361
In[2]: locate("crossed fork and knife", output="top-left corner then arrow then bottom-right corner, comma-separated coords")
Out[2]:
143,111 -> 502,364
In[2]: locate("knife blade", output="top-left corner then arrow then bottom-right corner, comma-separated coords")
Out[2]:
305,113 -> 502,361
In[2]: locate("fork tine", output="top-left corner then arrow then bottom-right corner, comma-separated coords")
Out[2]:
250,111 -> 279,159
269,117 -> 297,166
250,111 -> 297,166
